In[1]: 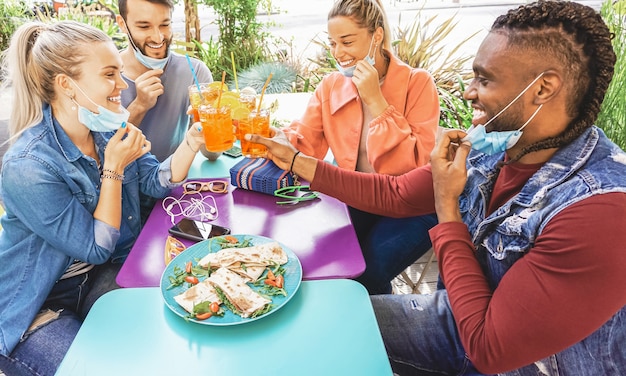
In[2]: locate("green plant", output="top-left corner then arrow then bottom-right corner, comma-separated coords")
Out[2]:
439,75 -> 473,130
200,0 -> 271,81
393,7 -> 477,129
270,34 -> 330,93
236,61 -> 297,94
597,0 -> 626,150
36,1 -> 126,49
1,1 -> 29,53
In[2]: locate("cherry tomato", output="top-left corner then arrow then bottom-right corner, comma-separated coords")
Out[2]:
264,279 -> 278,287
266,269 -> 276,281
224,235 -> 238,243
185,276 -> 199,285
210,302 -> 220,313
195,312 -> 212,320
275,275 -> 284,288
185,261 -> 193,274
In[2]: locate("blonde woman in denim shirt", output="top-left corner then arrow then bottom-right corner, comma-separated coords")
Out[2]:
0,21 -> 205,375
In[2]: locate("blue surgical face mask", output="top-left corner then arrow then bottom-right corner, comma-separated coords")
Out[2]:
336,36 -> 376,78
462,72 -> 545,155
69,78 -> 129,132
126,29 -> 169,70
133,48 -> 169,70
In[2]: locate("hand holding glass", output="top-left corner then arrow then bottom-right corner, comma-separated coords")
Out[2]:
239,109 -> 270,157
199,104 -> 234,153
188,83 -> 221,122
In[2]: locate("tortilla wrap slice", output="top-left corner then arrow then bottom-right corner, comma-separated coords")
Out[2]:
227,264 -> 266,282
198,242 -> 288,269
207,267 -> 271,318
173,280 -> 221,314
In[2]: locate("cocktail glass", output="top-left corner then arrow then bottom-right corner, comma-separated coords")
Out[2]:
239,109 -> 270,157
198,104 -> 234,153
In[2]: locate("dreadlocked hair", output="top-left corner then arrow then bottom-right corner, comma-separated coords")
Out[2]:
492,0 -> 615,163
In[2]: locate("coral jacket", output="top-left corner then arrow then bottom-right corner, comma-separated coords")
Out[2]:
289,52 -> 439,175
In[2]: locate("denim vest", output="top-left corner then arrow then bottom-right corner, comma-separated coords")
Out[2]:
460,126 -> 626,375
0,104 -> 177,355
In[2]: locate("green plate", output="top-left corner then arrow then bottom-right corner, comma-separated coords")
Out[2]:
160,234 -> 302,326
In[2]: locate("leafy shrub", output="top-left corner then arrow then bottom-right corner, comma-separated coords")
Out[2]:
200,0 -> 271,81
393,9 -> 477,129
271,34 -> 332,93
34,1 -> 126,49
597,0 -> 626,150
0,1 -> 29,53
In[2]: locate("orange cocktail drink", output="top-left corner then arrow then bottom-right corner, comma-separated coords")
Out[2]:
198,104 -> 234,153
188,83 -> 222,123
239,109 -> 270,157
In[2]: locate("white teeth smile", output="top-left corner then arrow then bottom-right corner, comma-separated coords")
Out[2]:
339,59 -> 354,67
472,108 -> 487,124
108,96 -> 121,103
147,42 -> 164,49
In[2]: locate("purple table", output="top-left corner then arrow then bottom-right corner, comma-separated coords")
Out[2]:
117,179 -> 365,287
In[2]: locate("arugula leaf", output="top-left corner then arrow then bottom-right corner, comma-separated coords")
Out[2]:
214,286 -> 242,316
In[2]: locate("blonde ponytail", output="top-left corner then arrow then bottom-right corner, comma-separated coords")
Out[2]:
0,21 -> 110,143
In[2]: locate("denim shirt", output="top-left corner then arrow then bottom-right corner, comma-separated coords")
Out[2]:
459,126 -> 626,375
0,104 -> 180,355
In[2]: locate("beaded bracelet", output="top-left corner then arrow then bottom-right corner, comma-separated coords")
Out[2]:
102,173 -> 124,181
102,169 -> 124,181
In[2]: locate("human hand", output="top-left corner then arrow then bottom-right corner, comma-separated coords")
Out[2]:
185,122 -> 205,153
245,128 -> 299,171
351,60 -> 382,101
430,128 -> 471,223
103,123 -> 151,172
133,69 -> 164,112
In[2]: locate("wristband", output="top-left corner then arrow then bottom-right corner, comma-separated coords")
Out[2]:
185,135 -> 199,153
289,151 -> 301,174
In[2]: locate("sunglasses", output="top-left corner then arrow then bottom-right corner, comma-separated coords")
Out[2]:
274,185 -> 320,205
183,180 -> 229,194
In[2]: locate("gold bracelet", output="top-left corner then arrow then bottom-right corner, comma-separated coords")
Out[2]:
101,173 -> 124,181
185,136 -> 199,153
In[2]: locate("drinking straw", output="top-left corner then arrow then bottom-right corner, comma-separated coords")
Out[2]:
257,73 -> 273,113
230,51 -> 239,93
185,54 -> 202,94
216,71 -> 226,107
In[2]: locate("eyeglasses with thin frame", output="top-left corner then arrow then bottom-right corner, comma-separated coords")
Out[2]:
183,180 -> 229,194
274,185 -> 319,205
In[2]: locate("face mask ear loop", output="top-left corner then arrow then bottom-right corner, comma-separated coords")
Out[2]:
484,72 -> 545,128
67,77 -> 101,113
516,103 -> 544,133
367,35 -> 376,62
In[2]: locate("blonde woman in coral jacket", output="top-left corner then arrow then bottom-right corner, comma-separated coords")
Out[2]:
291,52 -> 439,175
288,0 -> 440,294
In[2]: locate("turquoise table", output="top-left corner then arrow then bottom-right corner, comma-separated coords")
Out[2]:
187,151 -> 242,178
56,280 -> 392,376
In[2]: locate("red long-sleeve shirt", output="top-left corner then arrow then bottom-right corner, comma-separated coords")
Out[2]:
311,160 -> 626,373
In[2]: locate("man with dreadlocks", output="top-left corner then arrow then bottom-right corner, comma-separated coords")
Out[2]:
247,0 -> 626,374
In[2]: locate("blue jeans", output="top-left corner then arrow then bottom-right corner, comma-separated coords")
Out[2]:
349,207 -> 438,295
0,273 -> 88,376
0,262 -> 120,376
371,291 -> 487,375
